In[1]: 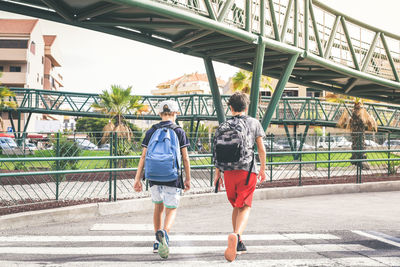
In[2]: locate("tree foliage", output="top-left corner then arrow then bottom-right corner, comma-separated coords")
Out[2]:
231,69 -> 273,94
327,93 -> 377,169
0,72 -> 17,131
91,85 -> 146,143
75,117 -> 143,144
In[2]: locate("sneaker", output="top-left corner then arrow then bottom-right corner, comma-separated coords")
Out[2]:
156,230 -> 169,259
236,234 -> 247,255
153,241 -> 159,253
224,233 -> 238,262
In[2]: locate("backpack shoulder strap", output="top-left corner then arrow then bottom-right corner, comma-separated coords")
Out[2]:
168,123 -> 181,130
152,124 -> 162,130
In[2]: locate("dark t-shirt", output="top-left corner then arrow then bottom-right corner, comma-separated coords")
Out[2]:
142,120 -> 189,188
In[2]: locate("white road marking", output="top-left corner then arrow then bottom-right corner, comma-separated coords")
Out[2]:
0,244 -> 373,255
352,230 -> 400,248
283,233 -> 341,240
0,258 -> 390,267
0,233 -> 340,243
371,257 -> 400,266
90,223 -> 153,231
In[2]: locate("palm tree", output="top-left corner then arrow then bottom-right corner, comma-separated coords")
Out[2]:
91,85 -> 144,143
0,72 -> 17,131
328,93 -> 377,169
231,69 -> 273,94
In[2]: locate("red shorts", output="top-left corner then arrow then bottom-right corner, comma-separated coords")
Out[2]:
224,170 -> 257,208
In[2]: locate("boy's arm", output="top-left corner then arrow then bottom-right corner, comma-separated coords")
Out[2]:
181,146 -> 191,191
255,136 -> 266,183
133,147 -> 147,192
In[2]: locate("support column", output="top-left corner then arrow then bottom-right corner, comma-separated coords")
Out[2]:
248,40 -> 266,118
261,54 -> 299,130
204,57 -> 225,123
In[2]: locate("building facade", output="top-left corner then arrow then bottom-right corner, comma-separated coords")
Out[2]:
151,72 -> 225,95
0,19 -> 63,133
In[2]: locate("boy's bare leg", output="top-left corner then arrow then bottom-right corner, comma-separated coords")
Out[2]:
153,203 -> 164,232
233,205 -> 251,235
163,208 -> 177,233
232,208 -> 239,231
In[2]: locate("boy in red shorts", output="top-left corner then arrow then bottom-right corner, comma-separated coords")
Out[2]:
213,92 -> 266,262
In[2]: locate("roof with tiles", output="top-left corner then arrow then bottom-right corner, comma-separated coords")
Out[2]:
0,19 -> 39,34
157,72 -> 225,89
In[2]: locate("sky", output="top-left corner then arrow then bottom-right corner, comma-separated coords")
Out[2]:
0,0 -> 399,95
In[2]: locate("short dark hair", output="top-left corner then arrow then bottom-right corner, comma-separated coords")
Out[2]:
227,92 -> 250,112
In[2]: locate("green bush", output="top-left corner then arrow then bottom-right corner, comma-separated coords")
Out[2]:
52,138 -> 82,170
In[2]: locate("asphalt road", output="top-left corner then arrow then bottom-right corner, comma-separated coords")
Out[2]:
0,191 -> 399,266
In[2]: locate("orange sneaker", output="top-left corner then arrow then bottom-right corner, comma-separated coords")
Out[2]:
224,233 -> 238,262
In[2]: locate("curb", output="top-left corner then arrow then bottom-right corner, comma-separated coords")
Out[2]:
1,181 -> 400,230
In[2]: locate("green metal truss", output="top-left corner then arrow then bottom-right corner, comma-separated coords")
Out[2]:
1,0 -> 399,128
6,88 -> 400,132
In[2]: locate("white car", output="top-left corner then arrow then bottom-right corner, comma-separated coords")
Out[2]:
263,139 -> 284,150
25,143 -> 38,151
0,137 -> 18,150
75,139 -> 98,150
98,143 -> 110,151
383,140 -> 400,147
364,140 -> 380,147
317,136 -> 351,149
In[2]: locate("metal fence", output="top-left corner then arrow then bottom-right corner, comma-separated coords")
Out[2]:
0,131 -> 399,215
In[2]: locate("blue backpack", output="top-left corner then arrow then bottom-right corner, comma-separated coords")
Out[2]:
145,124 -> 181,182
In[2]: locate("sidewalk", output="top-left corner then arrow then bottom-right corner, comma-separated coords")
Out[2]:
1,181 -> 400,231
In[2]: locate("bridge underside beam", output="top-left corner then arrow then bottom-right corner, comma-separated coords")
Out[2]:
204,58 -> 225,123
248,41 -> 266,118
261,54 -> 299,131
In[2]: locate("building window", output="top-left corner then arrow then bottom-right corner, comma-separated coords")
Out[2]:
10,66 -> 21,72
306,88 -> 322,98
0,66 -> 3,72
260,91 -> 271,97
282,89 -> 298,97
0,39 -> 28,48
30,41 -> 36,55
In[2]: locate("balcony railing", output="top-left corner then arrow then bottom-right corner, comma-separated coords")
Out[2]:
0,48 -> 27,62
0,72 -> 26,85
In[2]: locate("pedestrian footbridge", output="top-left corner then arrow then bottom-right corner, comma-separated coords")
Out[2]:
6,88 -> 400,133
0,0 -> 399,130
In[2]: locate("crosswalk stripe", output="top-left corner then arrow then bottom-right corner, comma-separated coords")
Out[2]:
90,223 -> 153,231
0,244 -> 373,255
0,233 -> 340,242
0,258 -> 392,267
352,230 -> 400,248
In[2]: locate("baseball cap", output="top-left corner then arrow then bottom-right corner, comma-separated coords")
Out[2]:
158,100 -> 180,113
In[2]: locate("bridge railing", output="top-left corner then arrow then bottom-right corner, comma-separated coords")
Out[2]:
1,131 -> 400,215
154,0 -> 400,81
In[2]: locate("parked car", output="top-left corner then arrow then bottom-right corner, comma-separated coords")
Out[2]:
0,137 -> 18,150
98,143 -> 110,151
263,139 -> 284,150
75,139 -> 98,150
364,140 -> 380,147
273,139 -> 313,150
383,140 -> 400,147
317,136 -> 351,149
25,143 -> 38,151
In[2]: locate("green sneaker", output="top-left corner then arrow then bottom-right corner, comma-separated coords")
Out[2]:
156,230 -> 169,259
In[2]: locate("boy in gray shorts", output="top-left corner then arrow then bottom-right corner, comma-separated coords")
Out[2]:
134,100 -> 191,259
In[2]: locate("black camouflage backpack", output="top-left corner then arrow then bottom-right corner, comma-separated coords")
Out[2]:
213,115 -> 255,185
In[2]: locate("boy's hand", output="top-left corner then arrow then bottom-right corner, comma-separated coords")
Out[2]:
133,180 -> 143,192
214,171 -> 224,192
184,179 -> 191,192
257,170 -> 266,183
